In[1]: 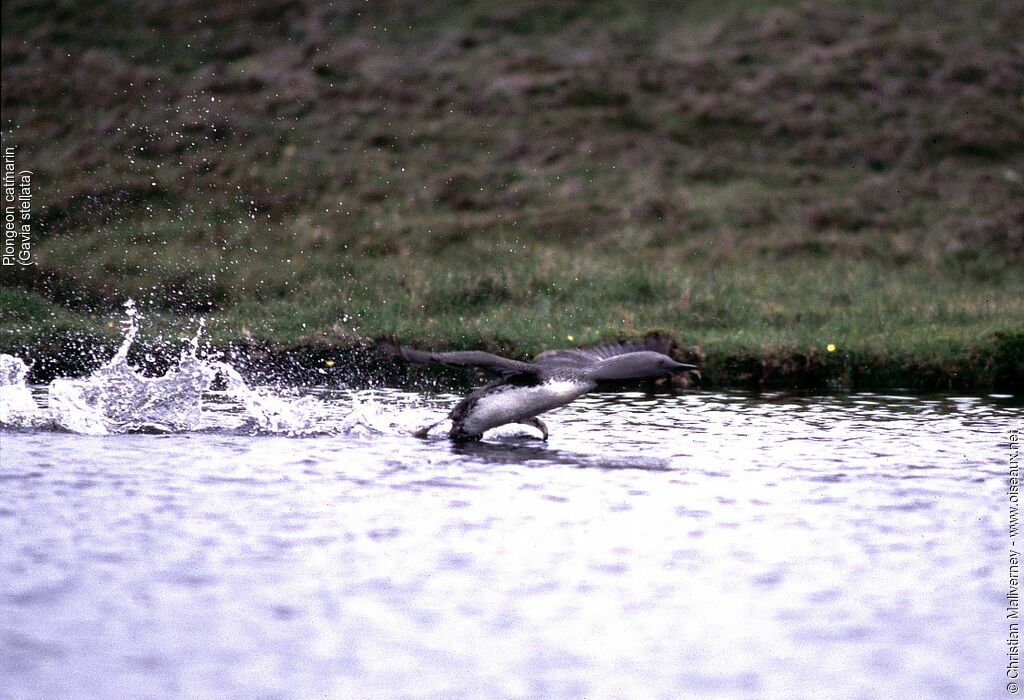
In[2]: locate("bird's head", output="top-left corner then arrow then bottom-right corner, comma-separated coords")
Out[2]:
587,351 -> 697,382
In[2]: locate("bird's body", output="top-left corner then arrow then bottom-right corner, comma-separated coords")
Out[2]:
383,337 -> 695,441
451,377 -> 593,439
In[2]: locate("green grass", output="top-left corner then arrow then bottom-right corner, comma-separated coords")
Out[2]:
4,241 -> 1021,389
2,0 -> 1022,390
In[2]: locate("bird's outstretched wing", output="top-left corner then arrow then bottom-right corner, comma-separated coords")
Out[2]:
532,336 -> 676,368
379,340 -> 538,378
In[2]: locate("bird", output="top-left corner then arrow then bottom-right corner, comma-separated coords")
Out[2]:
381,337 -> 696,441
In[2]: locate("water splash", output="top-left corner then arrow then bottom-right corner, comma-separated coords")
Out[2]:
212,361 -> 321,434
0,355 -> 48,428
48,301 -> 217,435
0,300 -> 394,436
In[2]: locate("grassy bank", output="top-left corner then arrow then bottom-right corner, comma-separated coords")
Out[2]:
2,0 -> 1022,390
4,258 -> 1021,391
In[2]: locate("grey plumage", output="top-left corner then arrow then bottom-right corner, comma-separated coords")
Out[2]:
382,338 -> 696,441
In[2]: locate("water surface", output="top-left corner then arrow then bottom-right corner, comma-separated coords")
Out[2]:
1,389 -> 1018,699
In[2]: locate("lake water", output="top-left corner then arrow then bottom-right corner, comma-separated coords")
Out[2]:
1,380 -> 1019,699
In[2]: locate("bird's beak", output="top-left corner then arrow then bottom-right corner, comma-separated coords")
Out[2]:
670,362 -> 698,371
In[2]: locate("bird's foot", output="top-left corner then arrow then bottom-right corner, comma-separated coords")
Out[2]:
413,417 -> 446,439
517,417 -> 549,441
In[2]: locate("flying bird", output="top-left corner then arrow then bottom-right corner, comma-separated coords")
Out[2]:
383,337 -> 696,441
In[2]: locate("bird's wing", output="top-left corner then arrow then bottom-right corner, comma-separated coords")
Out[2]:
380,340 -> 538,378
532,336 -> 675,368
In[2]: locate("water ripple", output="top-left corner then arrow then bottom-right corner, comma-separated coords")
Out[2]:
1,387 -> 1020,698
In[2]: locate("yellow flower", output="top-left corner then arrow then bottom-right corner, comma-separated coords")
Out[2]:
827,343 -> 836,352
567,335 -> 574,342
325,360 -> 336,367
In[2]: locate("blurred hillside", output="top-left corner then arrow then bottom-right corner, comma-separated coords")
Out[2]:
1,0 -> 1022,388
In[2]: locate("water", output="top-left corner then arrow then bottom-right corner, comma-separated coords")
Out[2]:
0,339 -> 1019,699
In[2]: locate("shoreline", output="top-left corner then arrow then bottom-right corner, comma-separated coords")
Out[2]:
3,331 -> 1020,395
